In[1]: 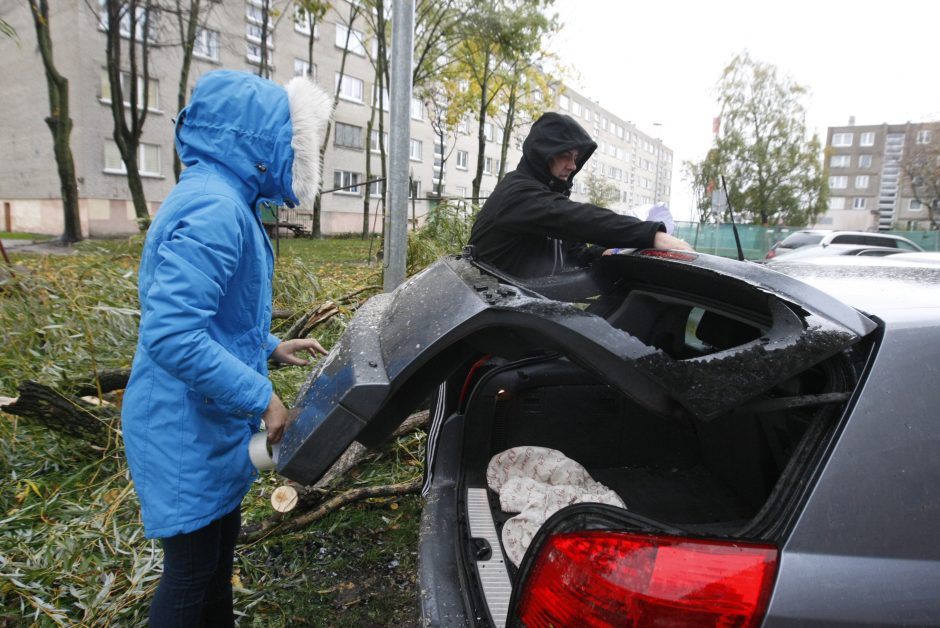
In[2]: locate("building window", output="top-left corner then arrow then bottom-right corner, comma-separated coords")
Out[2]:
829,176 -> 848,189
246,1 -> 264,24
193,28 -> 219,61
830,155 -> 850,168
245,43 -> 273,70
410,139 -> 423,161
572,101 -> 583,117
456,150 -> 468,170
455,185 -> 468,198
334,170 -> 361,195
335,23 -> 365,55
916,130 -> 933,145
558,94 -> 569,110
100,70 -> 159,111
293,59 -> 316,79
98,1 -> 156,42
855,175 -> 869,189
829,197 -> 845,210
483,122 -> 494,142
484,157 -> 494,175
832,133 -> 853,147
409,180 -> 421,198
371,85 -> 390,111
293,5 -> 320,36
852,197 -> 867,210
601,117 -> 608,131
910,199 -> 924,211
369,179 -> 384,195
858,154 -> 872,168
410,97 -> 424,120
246,22 -> 274,48
334,122 -> 363,150
335,72 -> 364,103
104,140 -> 161,176
457,119 -> 470,134
859,132 -> 875,146
370,129 -> 388,153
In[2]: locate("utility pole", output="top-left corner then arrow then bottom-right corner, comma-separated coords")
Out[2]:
383,0 -> 415,292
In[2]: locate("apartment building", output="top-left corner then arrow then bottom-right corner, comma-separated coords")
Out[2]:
0,0 -> 671,237
821,119 -> 937,231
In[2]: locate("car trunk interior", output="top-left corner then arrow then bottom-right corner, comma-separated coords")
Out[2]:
459,352 -> 856,536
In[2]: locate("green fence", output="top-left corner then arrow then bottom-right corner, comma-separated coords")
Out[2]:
672,222 -> 940,260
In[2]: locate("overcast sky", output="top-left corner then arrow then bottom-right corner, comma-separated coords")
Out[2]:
545,0 -> 940,220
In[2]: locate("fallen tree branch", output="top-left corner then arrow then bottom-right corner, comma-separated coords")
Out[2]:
1,381 -> 116,449
240,477 -> 422,544
284,300 -> 340,340
337,285 -> 382,305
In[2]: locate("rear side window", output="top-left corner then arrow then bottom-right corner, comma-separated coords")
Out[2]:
830,234 -> 896,248
897,240 -> 919,251
780,232 -> 824,248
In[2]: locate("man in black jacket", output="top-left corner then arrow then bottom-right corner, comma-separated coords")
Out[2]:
468,112 -> 692,278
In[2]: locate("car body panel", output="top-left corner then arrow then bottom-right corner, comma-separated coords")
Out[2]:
764,317 -> 940,626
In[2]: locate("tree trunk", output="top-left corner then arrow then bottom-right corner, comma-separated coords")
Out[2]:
29,0 -> 82,244
174,0 -> 202,182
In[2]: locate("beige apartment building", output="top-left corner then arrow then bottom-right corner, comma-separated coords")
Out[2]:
821,118 -> 937,231
0,0 -> 671,237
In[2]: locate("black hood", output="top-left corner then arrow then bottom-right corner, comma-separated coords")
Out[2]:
519,112 -> 597,194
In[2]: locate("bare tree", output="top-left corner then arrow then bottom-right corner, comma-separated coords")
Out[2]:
310,1 -> 362,238
901,123 -> 940,230
28,0 -> 82,243
102,0 -> 155,230
164,0 -> 214,181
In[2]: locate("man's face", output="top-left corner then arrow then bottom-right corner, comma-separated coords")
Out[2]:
548,149 -> 579,181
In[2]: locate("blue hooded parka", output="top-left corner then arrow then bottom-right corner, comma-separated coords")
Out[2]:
122,70 -> 331,538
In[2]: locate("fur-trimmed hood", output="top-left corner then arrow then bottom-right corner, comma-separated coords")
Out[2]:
176,70 -> 332,209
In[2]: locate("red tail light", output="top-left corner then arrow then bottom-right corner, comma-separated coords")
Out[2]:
516,531 -> 778,628
765,248 -> 777,259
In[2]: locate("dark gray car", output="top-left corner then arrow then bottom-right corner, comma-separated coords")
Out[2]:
278,250 -> 940,627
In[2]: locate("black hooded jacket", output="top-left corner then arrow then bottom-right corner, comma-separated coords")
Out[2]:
468,112 -> 664,278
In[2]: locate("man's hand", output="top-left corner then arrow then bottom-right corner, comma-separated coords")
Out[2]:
263,392 -> 289,445
653,231 -> 694,252
270,338 -> 327,366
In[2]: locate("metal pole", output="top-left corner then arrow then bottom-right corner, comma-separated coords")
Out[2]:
383,0 -> 415,292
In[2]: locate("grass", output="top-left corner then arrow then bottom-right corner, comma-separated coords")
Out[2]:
0,233 -> 54,241
0,232 -> 443,626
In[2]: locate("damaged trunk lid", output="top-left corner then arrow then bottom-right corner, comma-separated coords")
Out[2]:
277,252 -> 876,486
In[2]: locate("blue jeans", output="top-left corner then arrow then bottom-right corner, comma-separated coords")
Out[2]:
149,506 -> 241,627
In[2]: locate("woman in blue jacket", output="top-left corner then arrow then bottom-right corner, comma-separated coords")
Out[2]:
121,70 -> 332,625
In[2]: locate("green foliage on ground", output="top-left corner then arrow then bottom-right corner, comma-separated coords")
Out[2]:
0,232 -> 452,626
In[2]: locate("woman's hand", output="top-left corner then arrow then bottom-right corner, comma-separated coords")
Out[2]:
270,338 -> 327,366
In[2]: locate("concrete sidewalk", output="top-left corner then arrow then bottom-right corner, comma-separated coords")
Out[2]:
1,237 -> 76,255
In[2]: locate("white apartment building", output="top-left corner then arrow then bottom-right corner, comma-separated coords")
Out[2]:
0,0 -> 672,237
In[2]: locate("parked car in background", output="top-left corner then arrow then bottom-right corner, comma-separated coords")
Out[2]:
763,243 -> 906,263
765,229 -> 923,259
278,250 -> 940,627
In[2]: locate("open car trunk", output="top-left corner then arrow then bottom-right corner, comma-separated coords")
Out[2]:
276,252 -> 879,626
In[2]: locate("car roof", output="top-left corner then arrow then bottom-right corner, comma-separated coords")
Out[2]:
766,256 -> 940,320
